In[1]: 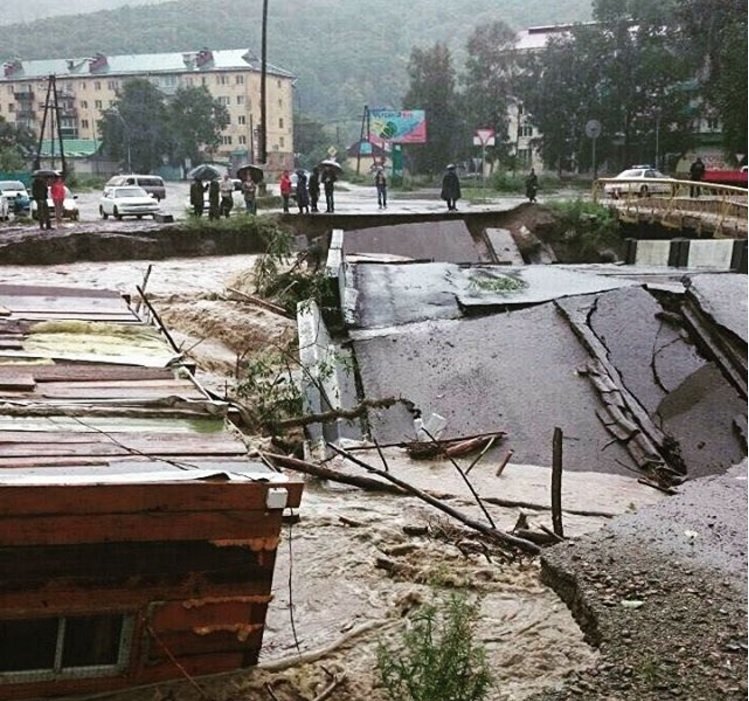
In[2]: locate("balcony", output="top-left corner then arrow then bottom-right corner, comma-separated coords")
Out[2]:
13,90 -> 34,101
16,109 -> 36,121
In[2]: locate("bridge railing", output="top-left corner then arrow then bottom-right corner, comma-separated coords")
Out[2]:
593,177 -> 748,234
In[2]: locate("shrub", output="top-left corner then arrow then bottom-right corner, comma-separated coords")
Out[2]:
377,594 -> 493,701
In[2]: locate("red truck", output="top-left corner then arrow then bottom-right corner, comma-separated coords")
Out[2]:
702,166 -> 748,188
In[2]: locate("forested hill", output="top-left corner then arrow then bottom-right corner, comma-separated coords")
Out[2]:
1,0 -> 591,124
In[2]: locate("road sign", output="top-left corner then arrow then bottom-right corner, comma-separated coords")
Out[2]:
327,146 -> 338,158
475,128 -> 495,146
585,119 -> 602,139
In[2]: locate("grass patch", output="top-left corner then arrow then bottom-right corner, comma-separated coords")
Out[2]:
469,273 -> 526,294
547,199 -> 623,262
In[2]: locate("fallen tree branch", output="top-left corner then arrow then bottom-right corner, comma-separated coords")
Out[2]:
327,442 -> 540,555
313,673 -> 347,701
261,451 -> 404,495
277,397 -> 403,429
226,287 -> 295,319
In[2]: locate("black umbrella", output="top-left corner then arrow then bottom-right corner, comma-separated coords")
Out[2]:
187,164 -> 223,181
236,164 -> 265,184
318,159 -> 343,173
32,168 -> 60,178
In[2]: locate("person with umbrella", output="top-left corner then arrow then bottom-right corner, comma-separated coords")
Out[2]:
190,177 -> 207,217
32,172 -> 52,230
525,168 -> 539,203
219,174 -> 234,218
208,179 -> 220,220
295,169 -> 310,214
308,167 -> 321,213
441,164 -> 461,211
50,174 -> 66,227
242,173 -> 258,215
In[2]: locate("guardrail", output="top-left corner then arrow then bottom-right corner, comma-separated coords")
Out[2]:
593,177 -> 748,237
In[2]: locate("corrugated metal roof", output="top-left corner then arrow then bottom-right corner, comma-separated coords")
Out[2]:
1,49 -> 294,81
38,138 -> 100,158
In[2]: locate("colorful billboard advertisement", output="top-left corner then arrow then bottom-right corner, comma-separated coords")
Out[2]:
368,109 -> 427,144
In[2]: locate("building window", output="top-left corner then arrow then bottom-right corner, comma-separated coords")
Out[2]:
81,119 -> 89,128
218,96 -> 230,106
107,80 -> 118,90
517,104 -> 524,115
238,135 -> 247,145
80,100 -> 88,109
0,614 -> 132,681
706,117 -> 720,131
7,86 -> 13,95
235,74 -> 244,84
216,75 -> 228,85
80,82 -> 87,90
238,115 -> 246,125
221,135 -> 233,145
517,148 -> 531,166
184,77 -> 194,85
276,80 -> 281,88
278,117 -> 284,128
279,136 -> 285,148
94,81 -> 101,91
95,100 -> 102,109
8,104 -> 14,112
236,95 -> 245,105
278,98 -> 282,108
518,125 -> 533,138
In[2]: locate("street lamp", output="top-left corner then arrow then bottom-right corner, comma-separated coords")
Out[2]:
110,108 -> 132,173
259,0 -> 268,164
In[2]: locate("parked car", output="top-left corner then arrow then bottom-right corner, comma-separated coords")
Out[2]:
0,180 -> 31,216
105,174 -> 166,201
31,186 -> 79,221
603,167 -> 674,198
100,186 -> 160,220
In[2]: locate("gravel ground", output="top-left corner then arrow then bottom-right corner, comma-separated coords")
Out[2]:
530,464 -> 748,700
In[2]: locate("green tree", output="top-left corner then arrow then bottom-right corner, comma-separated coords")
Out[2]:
99,78 -> 170,172
402,43 -> 461,175
676,0 -> 747,158
462,20 -> 518,166
169,85 -> 229,167
0,116 -> 35,170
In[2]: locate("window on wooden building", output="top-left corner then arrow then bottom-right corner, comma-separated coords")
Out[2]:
0,614 -> 132,681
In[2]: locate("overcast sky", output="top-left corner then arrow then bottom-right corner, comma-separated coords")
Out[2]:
1,0 -> 171,25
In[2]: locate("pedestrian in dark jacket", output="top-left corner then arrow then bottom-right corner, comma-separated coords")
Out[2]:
208,179 -> 220,220
374,167 -> 387,209
32,175 -> 51,229
296,170 -> 310,214
190,178 -> 206,217
322,168 -> 337,213
441,164 -> 461,211
525,168 -> 539,203
689,157 -> 705,197
308,167 -> 320,212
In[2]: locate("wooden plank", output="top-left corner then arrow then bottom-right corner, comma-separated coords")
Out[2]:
150,600 -> 270,632
10,364 -> 175,382
0,581 -> 274,615
147,626 -> 264,659
0,509 -> 284,546
38,384 -> 205,400
0,481 -> 304,516
0,372 -> 35,391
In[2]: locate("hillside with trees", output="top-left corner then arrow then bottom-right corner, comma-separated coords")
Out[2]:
0,0 -> 591,127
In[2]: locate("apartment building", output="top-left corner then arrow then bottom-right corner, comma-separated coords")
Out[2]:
0,48 -> 295,170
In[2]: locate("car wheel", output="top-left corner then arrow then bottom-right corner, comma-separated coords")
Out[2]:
100,207 -> 109,220
640,185 -> 649,197
114,206 -> 122,221
136,215 -> 143,220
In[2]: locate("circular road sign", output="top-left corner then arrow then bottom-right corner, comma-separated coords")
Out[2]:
585,119 -> 602,139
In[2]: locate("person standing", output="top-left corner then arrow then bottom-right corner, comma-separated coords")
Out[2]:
374,167 -> 388,209
441,164 -> 461,211
322,167 -> 337,213
295,170 -> 310,214
32,174 -> 51,230
50,175 -> 66,226
219,174 -> 234,217
308,167 -> 320,212
242,176 -> 257,214
279,170 -> 292,213
190,177 -> 205,217
525,168 -> 539,203
689,157 -> 705,198
208,179 -> 220,220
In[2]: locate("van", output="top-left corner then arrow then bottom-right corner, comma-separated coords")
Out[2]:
105,174 -> 166,201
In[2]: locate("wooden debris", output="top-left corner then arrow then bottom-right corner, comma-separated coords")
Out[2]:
226,287 -> 294,319
495,449 -> 514,477
312,672 -> 347,701
405,431 -> 505,459
551,427 -> 564,538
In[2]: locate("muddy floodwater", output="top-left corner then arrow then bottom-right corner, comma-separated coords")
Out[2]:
2,254 -> 608,700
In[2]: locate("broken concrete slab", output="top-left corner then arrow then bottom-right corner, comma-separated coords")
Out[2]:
342,220 -> 493,264
484,227 -> 525,265
352,303 -> 637,475
685,273 -> 748,344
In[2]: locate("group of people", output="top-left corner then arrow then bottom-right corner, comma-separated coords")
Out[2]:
190,173 -> 255,220
32,172 -> 67,230
280,166 -> 338,214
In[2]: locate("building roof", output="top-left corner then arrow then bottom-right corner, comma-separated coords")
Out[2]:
1,48 -> 294,82
515,22 -> 597,51
38,138 -> 101,158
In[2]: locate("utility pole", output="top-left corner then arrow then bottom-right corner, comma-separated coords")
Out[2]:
258,0 -> 268,164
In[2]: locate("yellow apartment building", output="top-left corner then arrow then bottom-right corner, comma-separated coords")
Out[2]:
0,48 -> 295,172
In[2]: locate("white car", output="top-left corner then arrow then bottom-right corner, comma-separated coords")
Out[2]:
31,186 -> 79,221
0,192 -> 8,221
100,186 -> 160,220
603,167 -> 674,199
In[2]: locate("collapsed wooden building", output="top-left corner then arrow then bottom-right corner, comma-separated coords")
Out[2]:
0,284 -> 302,699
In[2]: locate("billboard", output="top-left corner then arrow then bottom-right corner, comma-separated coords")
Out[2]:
368,109 -> 427,144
